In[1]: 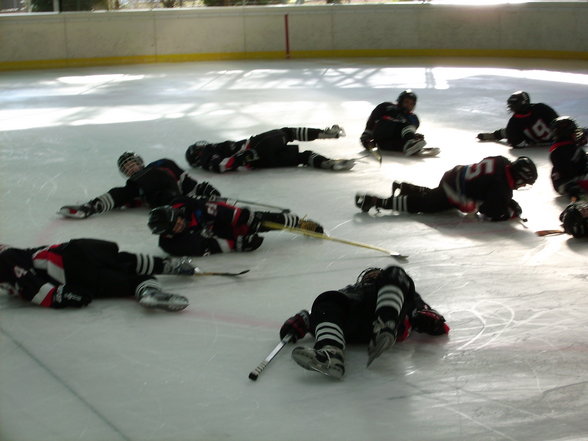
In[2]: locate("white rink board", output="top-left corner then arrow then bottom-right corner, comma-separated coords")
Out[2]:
1,58 -> 588,441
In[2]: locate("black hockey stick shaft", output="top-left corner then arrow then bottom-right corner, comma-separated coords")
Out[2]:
248,333 -> 292,381
193,269 -> 250,277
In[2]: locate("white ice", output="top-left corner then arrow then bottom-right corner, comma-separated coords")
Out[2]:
1,58 -> 587,441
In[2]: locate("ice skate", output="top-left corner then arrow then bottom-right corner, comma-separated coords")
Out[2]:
292,345 -> 345,379
367,317 -> 397,366
403,137 -> 427,156
162,257 -> 196,275
138,288 -> 189,312
416,147 -> 440,157
320,158 -> 355,171
392,181 -> 402,197
296,218 -> 324,234
355,193 -> 378,212
318,124 -> 346,139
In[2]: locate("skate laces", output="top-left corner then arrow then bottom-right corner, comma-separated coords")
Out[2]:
372,317 -> 396,336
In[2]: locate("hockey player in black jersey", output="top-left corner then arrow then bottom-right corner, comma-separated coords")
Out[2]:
278,265 -> 449,379
477,91 -> 559,148
185,125 -> 354,173
147,197 -> 324,256
549,116 -> 588,199
360,90 -> 428,156
355,156 -> 537,221
0,239 -> 195,311
59,152 -> 221,219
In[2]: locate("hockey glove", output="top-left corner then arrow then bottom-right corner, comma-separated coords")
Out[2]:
360,130 -> 375,149
410,306 -> 449,336
477,132 -> 498,141
58,199 -> 102,219
194,181 -> 221,199
235,234 -> 264,252
508,199 -> 523,219
52,285 -> 92,309
279,309 -> 310,342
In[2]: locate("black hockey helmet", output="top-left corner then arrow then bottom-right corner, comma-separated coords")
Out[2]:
551,116 -> 582,142
185,141 -> 210,167
560,201 -> 588,238
510,156 -> 538,188
148,205 -> 181,235
117,152 -> 144,177
356,267 -> 384,289
397,90 -> 417,111
507,91 -> 531,114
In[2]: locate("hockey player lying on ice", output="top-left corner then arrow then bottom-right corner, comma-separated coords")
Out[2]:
148,197 -> 323,256
278,265 -> 449,379
185,126 -> 355,173
477,91 -> 559,148
0,239 -> 195,311
59,152 -> 221,219
355,156 -> 537,222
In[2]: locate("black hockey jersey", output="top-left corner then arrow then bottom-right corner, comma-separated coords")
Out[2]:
364,102 -> 420,132
98,159 -> 199,210
157,198 -> 253,256
505,103 -> 558,147
199,140 -> 250,173
199,129 -> 310,172
440,156 -> 516,220
550,139 -> 588,194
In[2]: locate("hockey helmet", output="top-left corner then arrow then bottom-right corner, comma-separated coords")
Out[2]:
185,141 -> 210,167
507,91 -> 531,114
117,152 -> 144,177
397,90 -> 417,111
356,267 -> 384,289
148,205 -> 181,235
510,156 -> 538,188
551,116 -> 582,142
560,202 -> 588,238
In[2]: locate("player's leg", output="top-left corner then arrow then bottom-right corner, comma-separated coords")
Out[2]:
356,186 -> 451,213
291,291 -> 348,379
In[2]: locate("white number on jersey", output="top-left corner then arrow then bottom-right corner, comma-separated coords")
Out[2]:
464,158 -> 495,180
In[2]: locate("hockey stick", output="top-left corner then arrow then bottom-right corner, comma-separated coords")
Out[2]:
535,229 -> 565,237
262,221 -> 408,260
248,333 -> 292,381
194,269 -> 250,277
214,197 -> 291,213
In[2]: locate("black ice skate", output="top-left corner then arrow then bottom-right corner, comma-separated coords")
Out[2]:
355,193 -> 379,212
138,288 -> 189,312
318,124 -> 346,139
402,137 -> 427,156
367,317 -> 397,366
162,257 -> 196,275
292,345 -> 345,379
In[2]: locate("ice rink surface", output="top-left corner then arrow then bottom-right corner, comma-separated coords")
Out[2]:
1,57 -> 588,441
